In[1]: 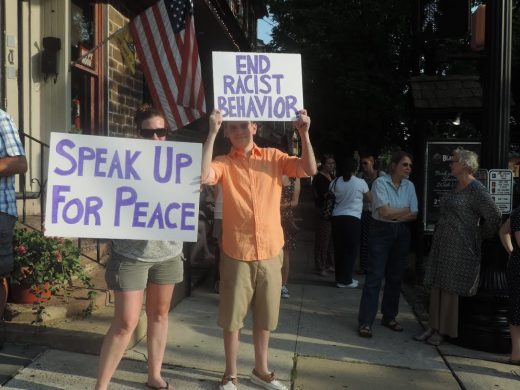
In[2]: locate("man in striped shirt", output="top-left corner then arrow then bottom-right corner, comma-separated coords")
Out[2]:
0,109 -> 27,336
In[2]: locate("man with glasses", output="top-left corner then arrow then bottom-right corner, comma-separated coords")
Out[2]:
201,109 -> 316,390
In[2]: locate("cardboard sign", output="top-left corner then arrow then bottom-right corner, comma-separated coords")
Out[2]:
44,133 -> 201,242
212,51 -> 303,121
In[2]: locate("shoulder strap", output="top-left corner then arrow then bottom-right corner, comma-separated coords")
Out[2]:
331,177 -> 339,191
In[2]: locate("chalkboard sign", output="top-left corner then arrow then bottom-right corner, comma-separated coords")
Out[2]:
423,141 -> 481,232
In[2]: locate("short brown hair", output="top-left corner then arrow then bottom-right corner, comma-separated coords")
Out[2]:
391,151 -> 413,166
134,104 -> 165,129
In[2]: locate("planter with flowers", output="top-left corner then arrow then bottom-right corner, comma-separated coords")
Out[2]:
10,227 -> 93,306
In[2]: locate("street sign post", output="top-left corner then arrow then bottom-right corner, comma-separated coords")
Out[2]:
488,169 -> 513,214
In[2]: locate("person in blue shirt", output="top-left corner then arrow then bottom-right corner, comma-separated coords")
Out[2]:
357,151 -> 417,338
0,109 -> 27,337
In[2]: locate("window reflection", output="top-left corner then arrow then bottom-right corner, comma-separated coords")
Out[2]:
71,0 -> 94,62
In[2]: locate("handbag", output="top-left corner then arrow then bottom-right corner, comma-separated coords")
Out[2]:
320,178 -> 339,221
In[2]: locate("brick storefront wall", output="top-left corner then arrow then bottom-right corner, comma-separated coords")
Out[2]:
107,5 -> 143,138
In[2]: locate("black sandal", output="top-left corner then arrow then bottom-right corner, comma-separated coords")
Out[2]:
381,319 -> 404,332
358,325 -> 373,338
145,381 -> 174,390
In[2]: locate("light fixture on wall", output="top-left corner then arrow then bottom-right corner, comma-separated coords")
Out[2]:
451,113 -> 462,126
41,37 -> 61,83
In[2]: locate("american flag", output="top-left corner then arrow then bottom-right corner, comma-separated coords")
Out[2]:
130,0 -> 206,130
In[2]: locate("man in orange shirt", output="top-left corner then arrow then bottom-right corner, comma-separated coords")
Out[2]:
202,109 -> 316,390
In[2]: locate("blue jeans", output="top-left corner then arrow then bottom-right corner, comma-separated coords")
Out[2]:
358,220 -> 411,327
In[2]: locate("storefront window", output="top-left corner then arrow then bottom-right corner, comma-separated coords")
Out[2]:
70,0 -> 103,134
71,71 -> 92,134
71,0 -> 95,64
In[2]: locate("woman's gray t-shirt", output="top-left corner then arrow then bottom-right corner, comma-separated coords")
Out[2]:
111,239 -> 183,262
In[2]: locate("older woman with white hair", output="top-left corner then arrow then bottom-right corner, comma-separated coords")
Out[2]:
415,148 -> 501,346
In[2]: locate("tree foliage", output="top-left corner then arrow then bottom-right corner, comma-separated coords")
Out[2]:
265,1 -> 520,157
265,0 -> 415,157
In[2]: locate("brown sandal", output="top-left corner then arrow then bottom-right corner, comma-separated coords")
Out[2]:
381,319 -> 404,332
358,325 -> 373,338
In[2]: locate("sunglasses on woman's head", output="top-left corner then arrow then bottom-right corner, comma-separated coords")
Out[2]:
139,128 -> 168,138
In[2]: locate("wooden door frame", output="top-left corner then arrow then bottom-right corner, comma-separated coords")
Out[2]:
70,2 -> 105,134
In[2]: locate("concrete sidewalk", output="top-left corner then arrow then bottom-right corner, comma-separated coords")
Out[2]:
2,229 -> 520,389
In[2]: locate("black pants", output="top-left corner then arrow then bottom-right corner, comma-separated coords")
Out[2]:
359,210 -> 374,271
331,215 -> 361,285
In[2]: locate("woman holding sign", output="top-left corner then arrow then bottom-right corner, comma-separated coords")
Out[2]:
416,149 -> 501,346
96,105 -> 181,390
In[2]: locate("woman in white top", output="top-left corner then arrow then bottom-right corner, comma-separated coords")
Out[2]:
330,158 -> 369,288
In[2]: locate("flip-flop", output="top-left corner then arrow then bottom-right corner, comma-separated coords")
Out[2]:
381,319 -> 404,332
145,381 -> 174,390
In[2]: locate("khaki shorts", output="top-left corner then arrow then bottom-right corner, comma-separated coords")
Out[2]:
105,252 -> 184,291
218,251 -> 283,332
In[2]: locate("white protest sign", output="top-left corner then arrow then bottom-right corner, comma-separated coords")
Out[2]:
212,51 -> 303,121
44,133 -> 201,241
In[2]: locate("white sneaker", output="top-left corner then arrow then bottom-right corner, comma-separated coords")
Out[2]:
250,369 -> 288,390
219,375 -> 238,390
336,280 -> 359,288
281,285 -> 290,299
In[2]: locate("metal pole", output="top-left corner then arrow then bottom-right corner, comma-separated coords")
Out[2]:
481,0 -> 512,169
70,25 -> 128,68
455,0 -> 512,353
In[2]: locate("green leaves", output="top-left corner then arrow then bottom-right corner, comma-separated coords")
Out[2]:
265,0 -> 415,153
12,228 -> 93,296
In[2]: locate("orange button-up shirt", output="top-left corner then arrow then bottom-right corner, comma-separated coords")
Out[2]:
204,143 -> 307,261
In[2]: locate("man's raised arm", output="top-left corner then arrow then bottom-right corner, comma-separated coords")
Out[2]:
294,109 -> 317,176
201,109 -> 222,184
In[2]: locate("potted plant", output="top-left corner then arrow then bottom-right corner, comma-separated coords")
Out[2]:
10,227 -> 93,304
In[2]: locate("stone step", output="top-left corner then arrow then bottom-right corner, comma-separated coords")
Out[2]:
4,305 -> 147,355
4,277 -> 191,355
6,251 -> 110,324
8,216 -> 210,353
5,287 -> 110,325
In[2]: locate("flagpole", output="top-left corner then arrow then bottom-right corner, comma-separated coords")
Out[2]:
70,25 -> 129,68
